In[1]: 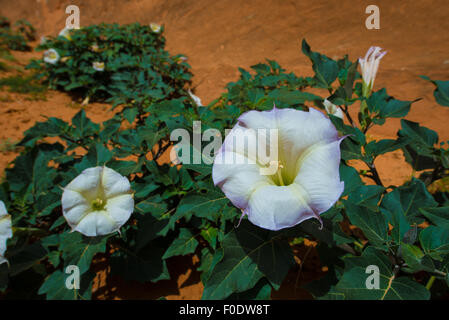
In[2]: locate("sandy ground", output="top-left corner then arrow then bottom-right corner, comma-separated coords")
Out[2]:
0,0 -> 448,299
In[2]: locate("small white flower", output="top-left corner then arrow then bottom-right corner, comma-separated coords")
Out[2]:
92,61 -> 105,72
359,46 -> 387,96
0,201 -> 13,266
150,23 -> 162,33
188,89 -> 203,107
43,49 -> 60,65
212,107 -> 344,231
61,167 -> 134,237
178,56 -> 188,62
40,36 -> 47,45
323,99 -> 344,119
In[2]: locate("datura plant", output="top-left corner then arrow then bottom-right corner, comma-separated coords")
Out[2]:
1,26 -> 449,301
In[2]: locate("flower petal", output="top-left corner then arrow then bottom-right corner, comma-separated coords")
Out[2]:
245,184 -> 315,231
106,194 -> 134,227
74,211 -> 117,237
213,151 -> 272,209
294,139 -> 345,214
65,167 -> 102,201
101,167 -> 132,199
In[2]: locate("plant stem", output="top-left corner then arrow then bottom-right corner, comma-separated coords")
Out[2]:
366,162 -> 384,187
426,276 -> 436,290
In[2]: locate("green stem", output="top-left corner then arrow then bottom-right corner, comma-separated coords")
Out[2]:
354,240 -> 364,249
426,276 -> 436,290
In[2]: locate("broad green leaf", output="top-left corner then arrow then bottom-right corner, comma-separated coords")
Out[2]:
301,39 -> 339,88
339,164 -> 363,197
344,201 -> 389,250
419,207 -> 449,229
38,270 -> 95,300
334,247 -> 430,300
162,228 -> 199,259
60,233 -> 108,274
347,185 -> 385,211
419,226 -> 449,260
202,221 -> 294,300
421,76 -> 449,107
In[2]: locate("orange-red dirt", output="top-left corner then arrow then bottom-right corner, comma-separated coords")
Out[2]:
1,0 -> 448,299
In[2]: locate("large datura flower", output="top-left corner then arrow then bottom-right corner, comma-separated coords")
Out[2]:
61,167 -> 134,237
0,201 -> 12,265
359,46 -> 387,96
212,107 -> 345,231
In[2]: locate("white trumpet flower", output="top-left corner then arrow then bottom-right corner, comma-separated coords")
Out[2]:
61,167 -> 134,237
92,61 -> 105,72
43,49 -> 60,65
0,201 -> 12,265
188,89 -> 203,107
150,23 -> 162,33
212,107 -> 345,231
359,46 -> 387,96
323,99 -> 344,119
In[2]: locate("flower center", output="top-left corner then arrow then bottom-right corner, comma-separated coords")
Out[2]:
91,198 -> 106,211
270,161 -> 294,186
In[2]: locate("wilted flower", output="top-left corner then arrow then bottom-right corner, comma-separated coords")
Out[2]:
43,49 -> 60,65
188,89 -> 203,107
212,107 -> 344,231
61,167 -> 134,237
90,43 -> 100,52
92,61 -> 105,72
60,56 -> 72,63
150,23 -> 161,33
359,46 -> 387,96
0,201 -> 12,265
323,99 -> 344,119
58,27 -> 74,40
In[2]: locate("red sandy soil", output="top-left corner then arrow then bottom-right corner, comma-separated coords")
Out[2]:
0,0 -> 448,299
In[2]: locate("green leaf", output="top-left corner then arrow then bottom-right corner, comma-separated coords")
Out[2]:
347,185 -> 385,211
398,120 -> 438,171
227,278 -> 272,300
421,76 -> 449,107
400,243 -> 435,273
301,39 -> 338,88
171,186 -> 238,227
334,247 -> 430,300
202,221 -> 295,300
419,226 -> 449,260
344,201 -> 389,250
38,270 -> 95,300
339,164 -> 363,197
365,139 -> 402,159
367,89 -> 413,119
60,233 -> 108,274
110,245 -> 170,283
380,178 -> 437,225
419,207 -> 449,229
8,242 -> 47,277
162,228 -> 199,259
